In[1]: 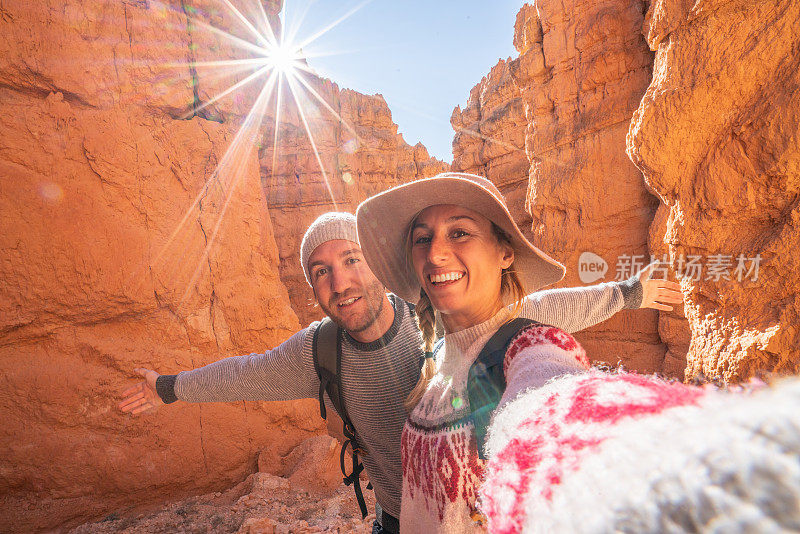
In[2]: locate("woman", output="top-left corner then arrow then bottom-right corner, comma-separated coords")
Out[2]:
357,172 -> 590,532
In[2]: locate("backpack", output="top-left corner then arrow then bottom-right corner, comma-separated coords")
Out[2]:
311,317 -> 372,518
464,317 -> 540,460
312,314 -> 538,516
312,299 -> 421,519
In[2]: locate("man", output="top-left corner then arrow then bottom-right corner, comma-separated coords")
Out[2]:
119,212 -> 680,534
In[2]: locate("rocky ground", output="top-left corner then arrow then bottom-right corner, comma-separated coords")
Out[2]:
71,473 -> 376,534
68,434 -> 375,534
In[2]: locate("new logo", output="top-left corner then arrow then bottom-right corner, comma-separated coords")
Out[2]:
578,252 -> 608,283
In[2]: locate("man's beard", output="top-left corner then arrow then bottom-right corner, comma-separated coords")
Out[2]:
319,280 -> 387,334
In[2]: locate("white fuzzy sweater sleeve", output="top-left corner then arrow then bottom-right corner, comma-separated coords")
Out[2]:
482,372 -> 800,533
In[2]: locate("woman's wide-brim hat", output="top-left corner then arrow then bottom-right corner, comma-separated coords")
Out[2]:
356,172 -> 565,304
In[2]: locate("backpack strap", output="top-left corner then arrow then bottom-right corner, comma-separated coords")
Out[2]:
312,317 -> 340,420
467,318 -> 540,460
311,318 -> 371,518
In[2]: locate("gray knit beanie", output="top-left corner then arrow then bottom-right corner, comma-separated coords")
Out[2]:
299,212 -> 359,286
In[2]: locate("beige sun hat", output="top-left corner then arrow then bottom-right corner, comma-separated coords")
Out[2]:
355,172 -> 565,304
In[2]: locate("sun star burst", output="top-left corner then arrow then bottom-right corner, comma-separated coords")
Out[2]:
147,0 -> 371,301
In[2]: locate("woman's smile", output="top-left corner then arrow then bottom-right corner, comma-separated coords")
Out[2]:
427,270 -> 465,285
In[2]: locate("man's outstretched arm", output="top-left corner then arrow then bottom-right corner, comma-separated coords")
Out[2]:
119,327 -> 319,415
519,263 -> 682,333
119,368 -> 164,415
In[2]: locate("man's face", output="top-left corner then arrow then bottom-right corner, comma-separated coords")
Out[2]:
307,239 -> 387,334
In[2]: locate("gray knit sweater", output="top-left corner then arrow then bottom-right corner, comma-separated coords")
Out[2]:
159,279 -> 641,520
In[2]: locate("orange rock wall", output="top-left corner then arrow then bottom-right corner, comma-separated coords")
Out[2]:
451,60 -> 531,235
0,1 -> 314,531
0,0 -> 444,530
453,2 -> 675,374
628,0 -> 800,381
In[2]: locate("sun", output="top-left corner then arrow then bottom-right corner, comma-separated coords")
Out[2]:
267,43 -> 303,74
163,0 -> 372,300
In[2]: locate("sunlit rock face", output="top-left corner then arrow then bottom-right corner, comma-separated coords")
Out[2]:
451,60 -> 531,236
628,0 -> 800,382
0,0 -> 443,530
262,84 -> 448,326
454,2 -> 674,374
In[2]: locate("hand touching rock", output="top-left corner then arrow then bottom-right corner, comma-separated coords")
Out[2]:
119,368 -> 163,415
637,262 -> 683,311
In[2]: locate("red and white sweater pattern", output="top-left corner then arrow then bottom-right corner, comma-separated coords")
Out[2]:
399,312 -> 588,533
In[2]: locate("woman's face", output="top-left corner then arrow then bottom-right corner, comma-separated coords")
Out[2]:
410,204 -> 514,332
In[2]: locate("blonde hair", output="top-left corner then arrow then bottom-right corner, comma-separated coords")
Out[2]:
404,220 -> 527,410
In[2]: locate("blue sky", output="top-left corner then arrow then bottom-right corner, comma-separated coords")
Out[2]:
286,0 -> 524,163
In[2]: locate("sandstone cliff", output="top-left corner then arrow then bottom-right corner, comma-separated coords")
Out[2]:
455,0 -> 799,382
0,0 -> 444,530
628,0 -> 800,382
452,2 -> 671,375
451,60 -> 531,235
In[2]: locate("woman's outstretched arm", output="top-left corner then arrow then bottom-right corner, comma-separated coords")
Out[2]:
518,262 -> 682,333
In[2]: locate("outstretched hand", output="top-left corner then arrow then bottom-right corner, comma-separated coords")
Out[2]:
637,262 -> 683,311
119,368 -> 163,415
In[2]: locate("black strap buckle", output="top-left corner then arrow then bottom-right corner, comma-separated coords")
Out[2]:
340,439 -> 369,518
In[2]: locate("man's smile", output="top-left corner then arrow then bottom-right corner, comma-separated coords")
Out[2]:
337,296 -> 362,307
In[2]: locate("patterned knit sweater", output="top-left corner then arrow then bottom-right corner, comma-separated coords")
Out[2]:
158,280 -> 637,521
400,310 -> 589,533
482,372 -> 800,533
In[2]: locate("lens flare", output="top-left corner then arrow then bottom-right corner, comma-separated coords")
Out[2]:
39,182 -> 64,203
141,0 -> 373,301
